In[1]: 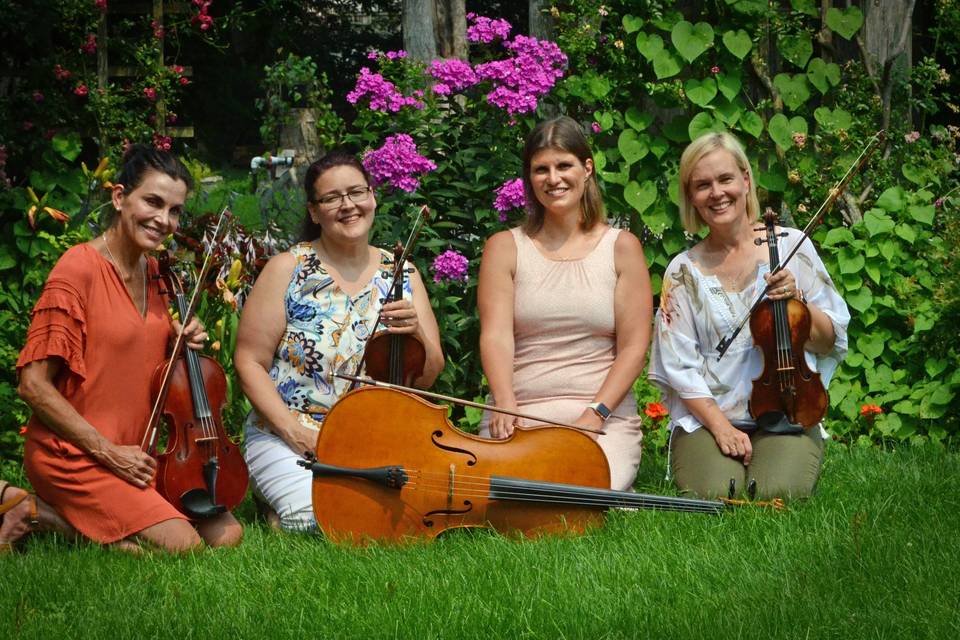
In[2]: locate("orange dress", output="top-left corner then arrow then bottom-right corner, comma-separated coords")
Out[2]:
16,243 -> 186,543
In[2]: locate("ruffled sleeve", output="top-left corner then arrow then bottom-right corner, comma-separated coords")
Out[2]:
16,262 -> 88,395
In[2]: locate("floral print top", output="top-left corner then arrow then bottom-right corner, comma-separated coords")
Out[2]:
648,227 -> 850,435
248,242 -> 412,431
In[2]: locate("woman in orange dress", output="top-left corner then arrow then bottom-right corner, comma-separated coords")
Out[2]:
0,144 -> 242,553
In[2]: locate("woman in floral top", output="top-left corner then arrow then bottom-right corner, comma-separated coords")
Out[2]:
648,132 -> 849,500
234,151 -> 444,531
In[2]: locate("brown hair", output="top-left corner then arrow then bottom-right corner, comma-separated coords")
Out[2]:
300,150 -> 371,241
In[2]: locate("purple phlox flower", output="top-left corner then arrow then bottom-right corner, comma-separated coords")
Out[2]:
466,14 -> 512,44
347,67 -> 423,113
431,249 -> 469,284
493,178 -> 526,221
367,50 -> 379,60
591,122 -> 602,134
474,35 -> 568,115
362,133 -> 437,193
385,49 -> 408,60
429,59 -> 479,92
432,83 -> 451,96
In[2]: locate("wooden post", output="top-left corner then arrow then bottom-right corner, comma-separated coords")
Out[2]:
154,0 -> 166,136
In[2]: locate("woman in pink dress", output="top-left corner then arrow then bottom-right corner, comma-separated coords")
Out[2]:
477,116 -> 654,491
1,145 -> 241,553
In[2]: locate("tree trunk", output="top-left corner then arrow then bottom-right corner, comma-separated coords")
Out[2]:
403,0 -> 438,62
435,0 -> 467,59
529,0 -> 554,40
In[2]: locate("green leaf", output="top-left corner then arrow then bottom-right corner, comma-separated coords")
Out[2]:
713,100 -> 742,126
663,116 -> 691,142
875,186 -> 906,212
684,78 -> 718,107
0,245 -> 15,270
857,332 -> 884,359
623,180 -> 658,214
52,132 -> 82,162
823,227 -> 855,246
617,130 -> 650,165
806,58 -> 841,94
778,34 -> 813,69
758,167 -> 787,192
688,112 -> 724,141
901,164 -> 925,185
790,0 -> 818,17
649,136 -> 670,159
863,210 -> 895,237
641,204 -> 672,235
671,21 -> 714,63
722,29 -> 752,59
625,107 -> 654,132
925,358 -> 949,378
622,14 -> 644,34
586,73 -> 611,100
825,6 -> 864,40
738,111 -> 763,138
767,113 -> 807,149
716,71 -> 742,101
838,246 -> 865,274
773,73 -> 811,111
652,49 -> 683,79
895,223 -> 916,244
636,32 -> 665,61
594,110 -> 615,132
814,107 -> 853,131
908,204 -> 935,225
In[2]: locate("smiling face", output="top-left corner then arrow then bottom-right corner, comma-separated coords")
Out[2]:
687,148 -> 751,231
307,164 -> 376,243
111,168 -> 188,252
528,147 -> 594,217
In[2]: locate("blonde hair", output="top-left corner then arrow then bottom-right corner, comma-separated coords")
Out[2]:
521,116 -> 605,235
677,131 -> 759,234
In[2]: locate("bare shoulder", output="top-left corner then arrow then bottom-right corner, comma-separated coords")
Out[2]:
483,229 -> 518,255
613,228 -> 646,274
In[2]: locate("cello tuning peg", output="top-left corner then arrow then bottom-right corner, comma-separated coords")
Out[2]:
747,478 -> 758,500
728,478 -> 737,500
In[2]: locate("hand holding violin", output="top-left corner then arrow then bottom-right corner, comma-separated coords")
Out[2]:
171,316 -> 208,351
381,299 -> 421,335
763,267 -> 801,302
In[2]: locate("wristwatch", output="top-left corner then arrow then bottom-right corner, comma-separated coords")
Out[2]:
587,402 -> 611,421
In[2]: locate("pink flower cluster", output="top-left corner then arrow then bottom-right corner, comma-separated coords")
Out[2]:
429,59 -> 479,93
493,178 -> 526,221
362,134 -> 437,192
144,86 -> 157,101
95,0 -> 108,11
347,67 -> 424,113
431,250 -> 469,283
74,84 -> 89,97
466,13 -> 511,43
153,133 -> 172,151
191,0 -> 213,31
81,34 -> 97,55
152,20 -> 165,40
54,64 -> 72,81
474,35 -> 567,115
904,131 -> 920,144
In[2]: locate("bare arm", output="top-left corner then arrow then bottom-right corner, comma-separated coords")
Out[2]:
477,231 -> 519,438
233,252 -> 317,455
18,359 -> 157,488
572,230 -> 654,434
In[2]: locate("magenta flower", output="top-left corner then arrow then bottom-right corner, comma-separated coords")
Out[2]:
144,86 -> 158,101
385,50 -> 408,60
432,83 -> 451,96
73,84 -> 88,97
347,67 -> 424,113
54,64 -> 72,81
95,0 -> 107,11
466,14 -> 512,43
81,34 -> 97,55
367,51 -> 379,60
591,122 -> 602,133
711,65 -> 721,74
429,59 -> 479,92
32,90 -> 44,103
153,133 -> 172,151
935,198 -> 944,208
474,35 -> 567,115
493,178 -> 526,221
363,134 -> 437,193
431,250 -> 469,284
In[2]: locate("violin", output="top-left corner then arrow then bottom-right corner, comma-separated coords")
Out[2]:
748,209 -> 827,431
298,386 -> 725,544
143,250 -> 249,519
362,242 -> 426,386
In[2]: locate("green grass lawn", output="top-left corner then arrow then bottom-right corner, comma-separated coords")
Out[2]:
3,444 -> 958,639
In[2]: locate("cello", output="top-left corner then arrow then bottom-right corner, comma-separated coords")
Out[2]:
298,383 -> 728,545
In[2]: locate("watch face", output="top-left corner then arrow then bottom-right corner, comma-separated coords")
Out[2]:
590,402 -> 610,419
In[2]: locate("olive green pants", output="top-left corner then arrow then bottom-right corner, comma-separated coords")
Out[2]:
670,426 -> 825,500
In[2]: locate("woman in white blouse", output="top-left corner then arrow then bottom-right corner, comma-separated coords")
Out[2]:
648,132 -> 850,499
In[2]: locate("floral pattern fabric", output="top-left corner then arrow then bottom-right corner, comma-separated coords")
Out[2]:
648,227 -> 851,435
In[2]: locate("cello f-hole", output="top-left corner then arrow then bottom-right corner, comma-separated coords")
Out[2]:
430,430 -> 478,466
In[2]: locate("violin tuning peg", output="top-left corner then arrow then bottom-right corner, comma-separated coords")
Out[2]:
754,238 -> 764,246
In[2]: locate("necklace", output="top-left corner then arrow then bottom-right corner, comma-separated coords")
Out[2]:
103,232 -> 147,317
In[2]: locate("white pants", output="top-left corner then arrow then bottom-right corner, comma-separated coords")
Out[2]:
243,414 -> 318,532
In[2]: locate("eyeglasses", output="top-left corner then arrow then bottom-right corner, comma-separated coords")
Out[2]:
312,187 -> 371,210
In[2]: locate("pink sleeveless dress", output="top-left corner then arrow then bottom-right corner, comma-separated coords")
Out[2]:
480,226 -> 644,490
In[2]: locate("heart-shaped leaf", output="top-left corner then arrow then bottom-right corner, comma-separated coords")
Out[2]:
838,246 -> 865,274
716,70 -> 742,101
863,209 -> 895,236
671,20 -> 714,63
738,110 -> 763,138
814,106 -> 853,131
713,100 -> 742,126
857,332 -> 884,359
652,49 -> 682,79
625,107 -> 654,132
636,32 -> 665,61
767,113 -> 807,149
778,34 -> 813,69
688,112 -> 724,141
823,227 -> 855,246
684,77 -> 718,107
876,186 -> 906,212
846,287 -> 873,313
586,72 -> 611,100
623,180 -> 657,214
773,73 -> 811,111
908,204 -> 935,225
618,129 -> 650,165
594,110 -> 614,132
790,0 -> 818,17
722,29 -> 752,59
901,164 -> 925,185
663,116 -> 691,142
622,14 -> 644,34
649,136 -> 670,159
806,58 -> 841,94
600,167 -> 630,186
641,204 -> 672,234
825,6 -> 864,40
895,223 -> 917,244
758,167 -> 787,192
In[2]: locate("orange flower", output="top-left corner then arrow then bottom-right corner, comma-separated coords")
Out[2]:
19,425 -> 28,436
644,402 -> 668,421
859,404 -> 883,421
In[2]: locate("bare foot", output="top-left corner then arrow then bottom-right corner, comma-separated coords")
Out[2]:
111,539 -> 145,555
0,486 -> 35,548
